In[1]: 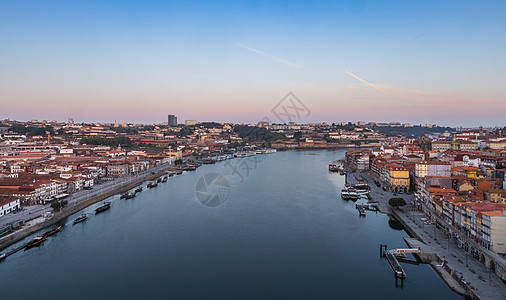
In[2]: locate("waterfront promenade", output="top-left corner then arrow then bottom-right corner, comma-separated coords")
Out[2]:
346,171 -> 506,299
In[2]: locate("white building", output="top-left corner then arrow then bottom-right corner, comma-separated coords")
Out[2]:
0,196 -> 20,217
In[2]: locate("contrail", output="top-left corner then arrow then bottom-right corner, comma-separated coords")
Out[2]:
406,30 -> 430,43
238,44 -> 303,69
345,70 -> 387,94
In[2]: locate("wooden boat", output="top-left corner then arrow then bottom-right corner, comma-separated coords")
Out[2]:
25,236 -> 46,250
73,214 -> 89,225
41,226 -> 62,237
95,202 -> 111,214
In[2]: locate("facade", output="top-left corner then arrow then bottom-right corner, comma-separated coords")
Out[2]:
482,211 -> 506,253
168,115 -> 177,127
106,163 -> 130,178
432,141 -> 453,152
415,161 -> 451,178
0,196 -> 20,217
487,189 -> 506,203
387,165 -> 410,192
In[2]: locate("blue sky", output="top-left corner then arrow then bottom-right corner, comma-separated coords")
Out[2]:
0,0 -> 505,126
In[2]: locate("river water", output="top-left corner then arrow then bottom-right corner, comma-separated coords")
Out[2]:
0,150 -> 461,299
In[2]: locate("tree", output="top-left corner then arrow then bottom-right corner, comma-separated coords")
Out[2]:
50,199 -> 67,211
388,197 -> 406,207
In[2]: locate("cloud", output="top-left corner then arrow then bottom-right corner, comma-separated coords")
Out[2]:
237,44 -> 304,69
345,70 -> 387,94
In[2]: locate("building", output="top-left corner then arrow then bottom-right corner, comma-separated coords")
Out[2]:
487,189 -> 506,203
482,210 -> 506,253
0,196 -> 20,217
106,163 -> 130,178
168,115 -> 177,127
415,161 -> 451,178
184,120 -> 198,126
386,165 -> 410,193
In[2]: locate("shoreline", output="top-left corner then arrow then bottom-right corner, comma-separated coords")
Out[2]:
344,171 -> 475,299
0,164 -> 174,252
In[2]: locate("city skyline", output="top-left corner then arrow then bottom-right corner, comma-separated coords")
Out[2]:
1,1 -> 505,126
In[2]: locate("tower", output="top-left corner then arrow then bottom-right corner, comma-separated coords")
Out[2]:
168,115 -> 177,127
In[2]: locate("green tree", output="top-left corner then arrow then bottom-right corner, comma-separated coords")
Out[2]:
388,197 -> 406,207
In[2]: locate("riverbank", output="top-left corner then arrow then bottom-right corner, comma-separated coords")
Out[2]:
344,171 -> 506,299
0,163 -> 174,252
344,172 -> 468,297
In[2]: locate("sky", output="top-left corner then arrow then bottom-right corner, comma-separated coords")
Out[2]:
0,0 -> 505,127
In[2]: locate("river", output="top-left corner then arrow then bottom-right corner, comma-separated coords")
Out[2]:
0,150 -> 461,299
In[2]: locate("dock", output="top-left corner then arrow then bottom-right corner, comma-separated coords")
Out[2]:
380,244 -> 408,287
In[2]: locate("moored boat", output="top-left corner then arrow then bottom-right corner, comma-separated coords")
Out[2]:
125,193 -> 136,199
135,187 -> 143,193
95,202 -> 111,214
329,164 -> 339,172
341,188 -> 359,200
73,213 -> 89,225
24,236 -> 46,250
147,182 -> 158,188
0,253 -> 6,261
41,225 -> 63,237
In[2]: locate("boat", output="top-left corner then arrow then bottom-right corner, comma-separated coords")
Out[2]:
120,193 -> 128,199
161,177 -> 167,183
156,178 -> 162,183
183,165 -> 196,171
147,182 -> 158,188
174,170 -> 183,175
0,253 -> 7,261
125,193 -> 136,199
41,225 -> 62,237
339,170 -> 345,175
95,202 -> 111,214
135,187 -> 143,193
329,164 -> 339,172
203,158 -> 216,164
341,188 -> 359,200
168,172 -> 175,177
24,236 -> 46,250
73,214 -> 89,225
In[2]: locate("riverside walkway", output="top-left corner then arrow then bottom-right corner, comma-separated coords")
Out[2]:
345,171 -> 506,299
